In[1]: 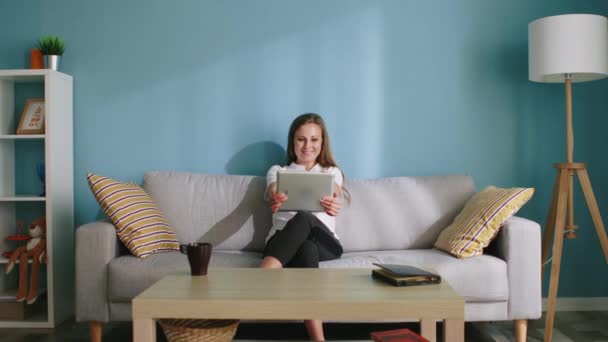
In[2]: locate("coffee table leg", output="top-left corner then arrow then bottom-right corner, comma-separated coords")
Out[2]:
133,318 -> 156,342
420,319 -> 437,342
443,318 -> 464,342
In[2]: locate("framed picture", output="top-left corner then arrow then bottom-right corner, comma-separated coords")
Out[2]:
17,99 -> 45,134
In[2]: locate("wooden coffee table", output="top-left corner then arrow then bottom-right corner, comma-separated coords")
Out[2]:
132,268 -> 464,342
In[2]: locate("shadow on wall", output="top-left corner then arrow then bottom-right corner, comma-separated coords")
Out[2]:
225,141 -> 286,176
189,141 -> 286,249
196,177 -> 271,252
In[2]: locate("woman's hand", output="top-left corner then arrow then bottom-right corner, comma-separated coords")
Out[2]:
321,187 -> 341,216
267,183 -> 288,214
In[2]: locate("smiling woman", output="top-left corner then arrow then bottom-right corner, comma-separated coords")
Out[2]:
259,112 -> 349,341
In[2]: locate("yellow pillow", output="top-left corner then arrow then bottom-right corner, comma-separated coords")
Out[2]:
434,186 -> 534,258
87,173 -> 179,258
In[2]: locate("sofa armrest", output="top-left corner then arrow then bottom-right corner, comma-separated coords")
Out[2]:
488,216 -> 542,320
75,221 -> 120,322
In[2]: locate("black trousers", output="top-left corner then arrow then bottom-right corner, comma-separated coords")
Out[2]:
263,211 -> 343,268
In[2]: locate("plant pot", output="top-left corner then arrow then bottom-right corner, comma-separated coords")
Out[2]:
30,49 -> 43,69
44,55 -> 61,71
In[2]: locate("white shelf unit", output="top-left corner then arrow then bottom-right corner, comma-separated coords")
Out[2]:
0,69 -> 73,328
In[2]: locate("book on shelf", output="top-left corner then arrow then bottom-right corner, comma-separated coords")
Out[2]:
0,289 -> 45,320
0,289 -> 17,301
371,263 -> 441,287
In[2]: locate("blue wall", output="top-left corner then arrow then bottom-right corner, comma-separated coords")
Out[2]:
1,1 -> 607,297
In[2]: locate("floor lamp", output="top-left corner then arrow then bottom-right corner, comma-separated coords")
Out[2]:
529,14 -> 608,342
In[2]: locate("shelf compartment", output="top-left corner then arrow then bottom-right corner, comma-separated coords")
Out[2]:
0,286 -> 48,325
0,314 -> 50,328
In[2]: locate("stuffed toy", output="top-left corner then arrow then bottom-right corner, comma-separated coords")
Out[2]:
4,217 -> 47,304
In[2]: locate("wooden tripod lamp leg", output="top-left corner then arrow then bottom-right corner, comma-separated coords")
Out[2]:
544,170 -> 569,342
566,170 -> 576,238
542,173 -> 561,271
576,169 -> 608,262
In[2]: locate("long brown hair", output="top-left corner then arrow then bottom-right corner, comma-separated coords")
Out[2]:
286,113 -> 350,203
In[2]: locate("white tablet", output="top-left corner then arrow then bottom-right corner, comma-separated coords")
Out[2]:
276,171 -> 334,212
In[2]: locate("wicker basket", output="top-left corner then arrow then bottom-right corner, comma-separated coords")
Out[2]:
159,319 -> 240,342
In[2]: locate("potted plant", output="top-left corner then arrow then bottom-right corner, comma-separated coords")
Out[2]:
35,35 -> 65,71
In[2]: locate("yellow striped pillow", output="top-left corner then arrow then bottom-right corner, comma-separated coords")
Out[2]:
434,186 -> 534,258
87,173 -> 179,258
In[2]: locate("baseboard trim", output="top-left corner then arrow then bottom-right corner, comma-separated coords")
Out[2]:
542,297 -> 608,311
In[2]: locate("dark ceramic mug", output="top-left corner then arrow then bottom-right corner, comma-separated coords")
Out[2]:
180,242 -> 212,276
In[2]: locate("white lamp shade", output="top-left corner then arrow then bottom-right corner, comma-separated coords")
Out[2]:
529,14 -> 608,83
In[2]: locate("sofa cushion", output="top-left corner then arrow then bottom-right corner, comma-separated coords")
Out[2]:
108,251 -> 263,302
87,173 -> 179,258
142,172 -> 475,253
321,249 -> 508,302
337,176 -> 476,252
108,249 -> 506,303
143,172 -> 272,252
434,186 -> 534,258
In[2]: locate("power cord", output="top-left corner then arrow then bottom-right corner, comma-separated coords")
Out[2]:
542,229 -> 578,266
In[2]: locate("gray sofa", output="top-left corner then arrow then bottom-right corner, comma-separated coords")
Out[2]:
76,171 -> 541,340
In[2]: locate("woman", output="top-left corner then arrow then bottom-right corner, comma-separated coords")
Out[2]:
260,113 -> 348,341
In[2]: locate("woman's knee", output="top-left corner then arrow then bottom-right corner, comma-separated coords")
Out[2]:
281,211 -> 314,236
293,211 -> 314,222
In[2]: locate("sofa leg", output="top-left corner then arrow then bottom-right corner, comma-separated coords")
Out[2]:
514,319 -> 527,342
90,321 -> 102,342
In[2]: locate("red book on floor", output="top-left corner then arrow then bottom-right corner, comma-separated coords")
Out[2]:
371,328 -> 430,342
